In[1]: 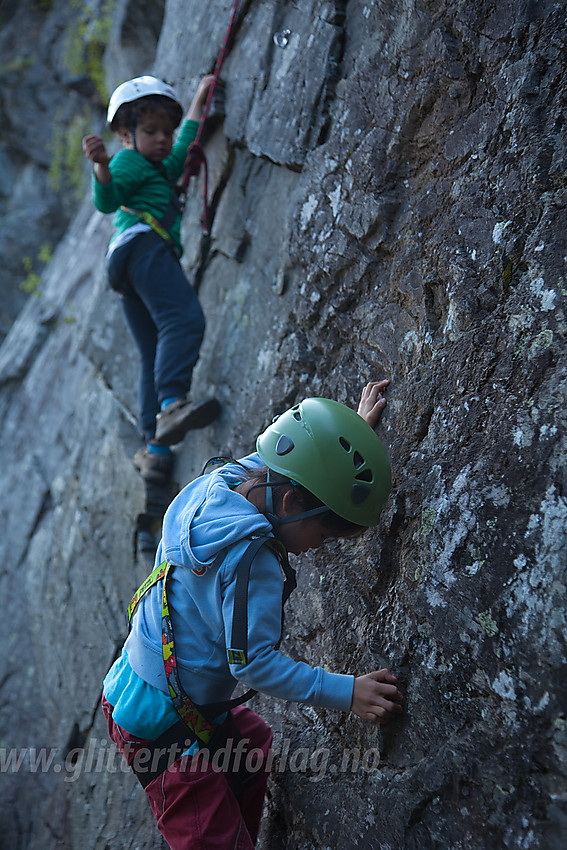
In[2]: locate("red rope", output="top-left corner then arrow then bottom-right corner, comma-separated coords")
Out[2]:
180,0 -> 240,234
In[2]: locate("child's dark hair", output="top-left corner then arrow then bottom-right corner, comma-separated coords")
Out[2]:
110,95 -> 182,132
245,467 -> 364,538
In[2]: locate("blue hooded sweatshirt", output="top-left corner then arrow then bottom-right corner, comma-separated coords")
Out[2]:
104,454 -> 354,739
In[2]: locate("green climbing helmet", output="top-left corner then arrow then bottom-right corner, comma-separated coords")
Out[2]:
256,398 -> 392,527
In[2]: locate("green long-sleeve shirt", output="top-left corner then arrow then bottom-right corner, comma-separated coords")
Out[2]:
92,119 -> 198,256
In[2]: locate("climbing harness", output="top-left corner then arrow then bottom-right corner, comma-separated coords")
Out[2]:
178,0 -> 241,233
126,531 -> 296,787
105,190 -> 183,292
119,203 -> 181,258
120,163 -> 185,258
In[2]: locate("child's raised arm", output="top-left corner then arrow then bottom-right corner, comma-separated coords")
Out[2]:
357,379 -> 390,429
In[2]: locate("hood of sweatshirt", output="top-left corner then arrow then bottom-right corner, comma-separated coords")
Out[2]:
159,455 -> 273,571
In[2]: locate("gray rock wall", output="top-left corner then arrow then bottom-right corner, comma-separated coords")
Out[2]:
0,1 -> 565,848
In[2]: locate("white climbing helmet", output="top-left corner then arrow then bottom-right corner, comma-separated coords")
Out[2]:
107,76 -> 183,126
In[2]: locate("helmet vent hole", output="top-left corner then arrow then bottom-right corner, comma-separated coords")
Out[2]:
275,435 -> 295,456
351,483 -> 370,504
339,437 -> 351,452
353,451 -> 364,469
355,469 -> 373,482
292,411 -> 302,421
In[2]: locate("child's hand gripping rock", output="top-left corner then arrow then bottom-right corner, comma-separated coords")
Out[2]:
357,379 -> 390,429
351,669 -> 403,724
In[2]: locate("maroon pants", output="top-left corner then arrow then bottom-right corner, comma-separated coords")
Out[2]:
102,696 -> 273,849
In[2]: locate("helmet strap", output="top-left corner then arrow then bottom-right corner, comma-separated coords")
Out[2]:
274,505 -> 330,526
265,468 -> 275,515
264,469 -> 329,528
129,118 -> 138,151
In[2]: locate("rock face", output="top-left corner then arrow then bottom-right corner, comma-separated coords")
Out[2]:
0,0 -> 565,848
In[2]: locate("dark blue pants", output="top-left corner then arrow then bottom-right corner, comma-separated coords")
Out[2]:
113,233 -> 205,441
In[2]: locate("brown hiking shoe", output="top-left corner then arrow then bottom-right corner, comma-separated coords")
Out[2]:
154,398 -> 221,446
133,447 -> 174,484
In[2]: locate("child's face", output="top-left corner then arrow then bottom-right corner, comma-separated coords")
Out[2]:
119,110 -> 176,162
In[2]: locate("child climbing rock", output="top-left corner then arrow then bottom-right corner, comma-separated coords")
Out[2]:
102,379 -> 403,849
83,75 -> 221,486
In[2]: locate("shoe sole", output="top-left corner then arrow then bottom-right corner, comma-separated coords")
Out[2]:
154,399 -> 221,445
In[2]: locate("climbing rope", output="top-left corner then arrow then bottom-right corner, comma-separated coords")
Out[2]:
179,0 -> 241,234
